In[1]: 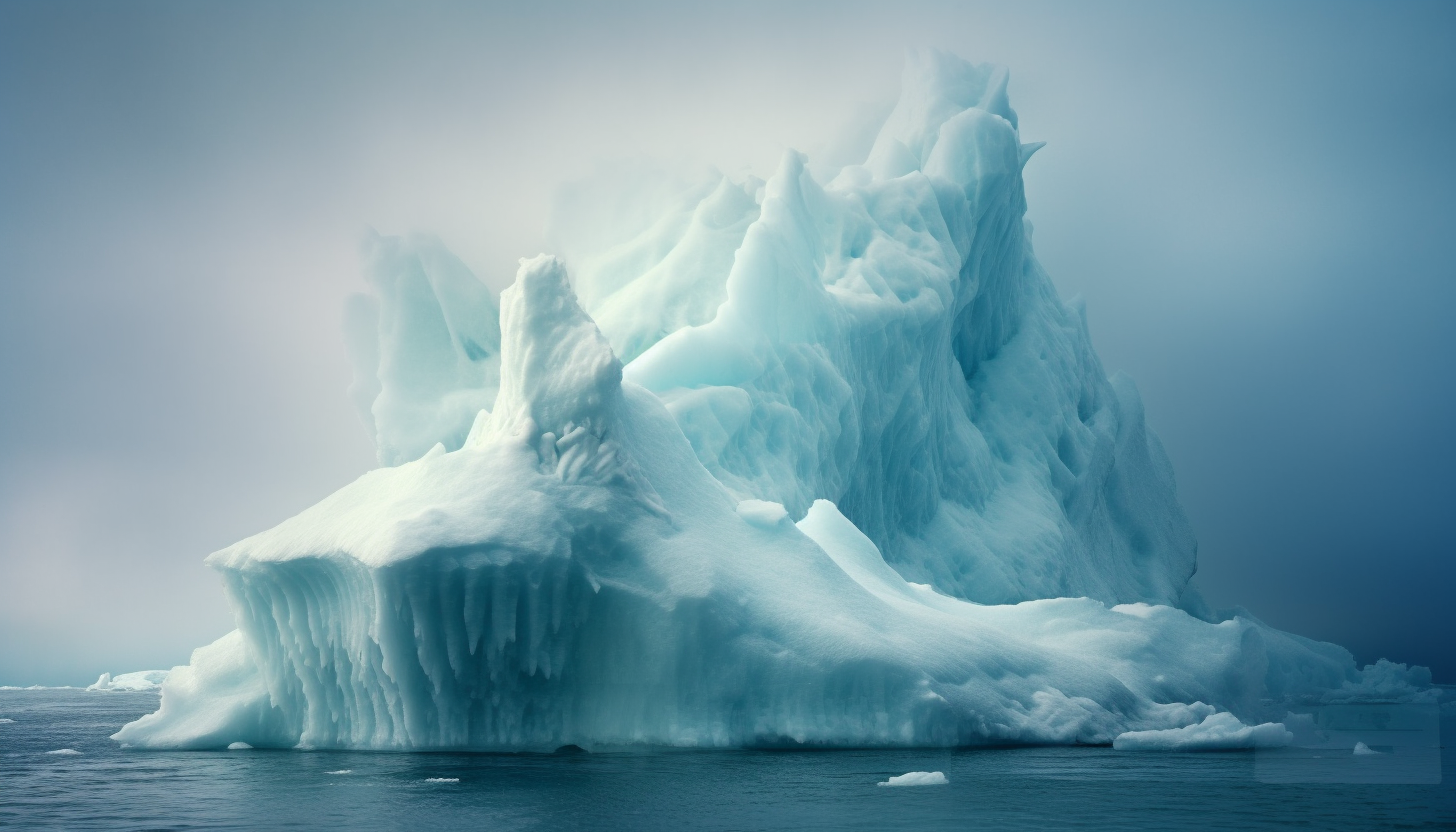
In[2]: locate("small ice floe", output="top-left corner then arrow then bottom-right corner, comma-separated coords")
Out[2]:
45,749 -> 82,756
424,777 -> 460,783
1353,742 -> 1385,756
88,670 -> 169,692
877,771 -> 948,787
325,770 -> 352,775
1113,712 -> 1292,751
0,718 -> 14,724
227,742 -> 253,750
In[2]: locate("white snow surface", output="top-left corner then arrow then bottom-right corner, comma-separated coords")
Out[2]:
879,771 -> 949,786
88,670 -> 170,692
113,51 -> 1430,753
1112,712 -> 1293,751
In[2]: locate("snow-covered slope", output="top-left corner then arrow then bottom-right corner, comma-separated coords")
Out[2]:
114,51 -> 1425,752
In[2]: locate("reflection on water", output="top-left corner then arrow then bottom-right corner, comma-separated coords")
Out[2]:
1,690 -> 1451,831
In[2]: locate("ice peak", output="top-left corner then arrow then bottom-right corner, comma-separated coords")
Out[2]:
476,254 -> 624,445
867,49 -> 1017,177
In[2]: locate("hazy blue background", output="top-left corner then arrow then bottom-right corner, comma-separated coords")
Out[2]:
1,0 -> 1452,685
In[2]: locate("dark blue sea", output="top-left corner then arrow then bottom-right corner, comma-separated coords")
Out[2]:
2,689 -> 1452,831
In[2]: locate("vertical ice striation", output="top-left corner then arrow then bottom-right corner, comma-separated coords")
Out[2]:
113,50 -> 1429,752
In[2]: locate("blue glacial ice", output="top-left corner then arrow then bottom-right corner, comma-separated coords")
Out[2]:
113,51 -> 1429,752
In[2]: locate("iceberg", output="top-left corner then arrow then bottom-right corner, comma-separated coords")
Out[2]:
114,51 -> 1428,752
1113,712 -> 1293,752
88,670 -> 170,692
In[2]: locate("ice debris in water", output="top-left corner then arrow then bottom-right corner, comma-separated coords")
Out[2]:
878,771 -> 949,787
227,742 -> 253,750
1113,712 -> 1293,752
88,670 -> 170,692
425,777 -> 460,783
1322,659 -> 1438,703
0,718 -> 14,724
1353,742 -> 1384,756
45,749 -> 82,756
111,49 -> 1434,753
325,770 -> 353,775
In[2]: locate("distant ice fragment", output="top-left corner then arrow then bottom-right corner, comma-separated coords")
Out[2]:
1113,713 -> 1292,751
88,670 -> 169,692
425,777 -> 460,783
1352,742 -> 1384,756
878,771 -> 948,787
227,742 -> 253,750
1322,659 -> 1437,703
325,770 -> 353,775
0,718 -> 14,724
45,749 -> 82,756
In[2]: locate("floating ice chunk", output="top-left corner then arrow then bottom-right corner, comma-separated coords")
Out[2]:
424,777 -> 459,783
88,670 -> 170,692
736,499 -> 788,528
1113,712 -> 1293,751
1322,659 -> 1437,703
325,770 -> 353,775
878,771 -> 948,787
1353,742 -> 1384,756
0,718 -> 14,724
45,749 -> 82,756
227,742 -> 253,750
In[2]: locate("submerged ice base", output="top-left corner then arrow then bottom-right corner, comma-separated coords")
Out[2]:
116,51 -> 1428,752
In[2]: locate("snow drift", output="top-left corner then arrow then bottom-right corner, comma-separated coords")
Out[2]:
114,51 -> 1426,752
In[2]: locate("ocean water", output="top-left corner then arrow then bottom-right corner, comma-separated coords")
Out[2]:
1,690 -> 1451,831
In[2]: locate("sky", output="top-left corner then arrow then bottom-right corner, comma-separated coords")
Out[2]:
1,0 -> 1452,685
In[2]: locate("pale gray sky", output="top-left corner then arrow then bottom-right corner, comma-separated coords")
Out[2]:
2,0 -> 1452,684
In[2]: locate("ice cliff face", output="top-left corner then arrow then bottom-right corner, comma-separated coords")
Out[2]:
114,51 -> 1407,752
